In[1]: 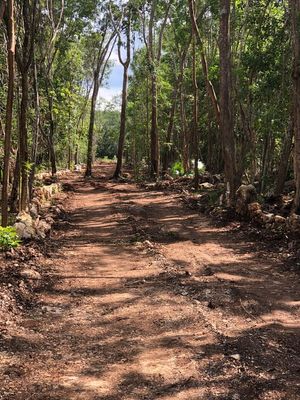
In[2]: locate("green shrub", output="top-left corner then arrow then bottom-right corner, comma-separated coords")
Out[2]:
171,161 -> 185,177
0,226 -> 21,251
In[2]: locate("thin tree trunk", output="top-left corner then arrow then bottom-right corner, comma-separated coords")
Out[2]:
179,82 -> 189,173
114,66 -> 129,178
45,81 -> 57,176
19,74 -> 29,210
1,0 -> 15,226
290,0 -> 300,212
150,73 -> 159,178
162,83 -> 178,175
85,30 -> 116,177
114,12 -> 131,179
143,0 -> 172,179
189,0 -> 220,125
219,0 -> 237,206
260,131 -> 274,194
29,59 -> 40,200
17,0 -> 37,211
162,37 -> 191,175
85,74 -> 100,177
9,150 -> 19,213
274,123 -> 293,197
192,37 -> 199,189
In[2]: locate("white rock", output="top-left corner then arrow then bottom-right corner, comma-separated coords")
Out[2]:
14,221 -> 35,239
35,218 -> 51,239
29,204 -> 39,218
229,354 -> 241,361
200,182 -> 214,190
20,269 -> 41,280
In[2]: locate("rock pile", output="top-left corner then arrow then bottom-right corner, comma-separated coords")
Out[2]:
13,182 -> 64,240
247,201 -> 300,232
14,212 -> 51,240
236,185 -> 257,216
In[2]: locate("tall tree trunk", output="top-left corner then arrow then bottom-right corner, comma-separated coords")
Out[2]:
29,60 -> 40,200
143,0 -> 172,179
290,0 -> 300,212
189,0 -> 220,125
179,82 -> 189,173
219,0 -> 237,206
1,0 -> 15,226
19,72 -> 29,211
9,150 -> 19,213
114,12 -> 131,179
85,30 -> 116,177
150,73 -> 159,178
17,0 -> 36,211
114,65 -> 129,178
274,123 -> 293,197
45,83 -> 57,176
192,37 -> 199,189
162,83 -> 178,175
260,132 -> 274,194
85,73 -> 100,177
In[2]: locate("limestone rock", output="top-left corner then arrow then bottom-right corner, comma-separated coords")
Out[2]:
200,182 -> 214,190
248,202 -> 262,221
14,213 -> 35,239
34,218 -> 51,239
29,203 -> 39,218
236,185 -> 257,216
14,222 -> 35,240
31,197 -> 41,210
287,213 -> 300,232
20,269 -> 41,281
261,212 -> 275,224
274,215 -> 286,224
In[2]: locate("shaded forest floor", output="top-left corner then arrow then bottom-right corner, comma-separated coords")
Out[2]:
1,163 -> 300,400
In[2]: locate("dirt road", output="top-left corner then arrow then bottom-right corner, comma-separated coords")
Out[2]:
1,164 -> 300,399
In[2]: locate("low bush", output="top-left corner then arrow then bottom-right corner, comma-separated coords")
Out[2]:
0,226 -> 21,251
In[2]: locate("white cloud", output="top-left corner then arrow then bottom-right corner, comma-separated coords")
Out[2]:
98,87 -> 122,110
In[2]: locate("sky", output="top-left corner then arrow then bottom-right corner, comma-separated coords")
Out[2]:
99,48 -> 123,109
98,35 -> 142,110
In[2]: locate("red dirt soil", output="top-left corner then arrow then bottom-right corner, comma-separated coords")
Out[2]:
1,163 -> 300,400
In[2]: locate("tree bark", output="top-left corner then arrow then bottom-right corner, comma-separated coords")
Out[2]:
86,72 -> 100,177
85,29 -> 116,177
9,150 -> 19,213
219,0 -> 237,206
290,0 -> 300,212
17,0 -> 37,211
189,0 -> 220,126
192,37 -> 199,189
274,123 -> 293,197
45,81 -> 57,176
143,0 -> 172,179
114,66 -> 129,178
150,73 -> 159,177
1,0 -> 15,226
114,12 -> 131,179
29,59 -> 40,200
19,72 -> 29,210
162,83 -> 178,175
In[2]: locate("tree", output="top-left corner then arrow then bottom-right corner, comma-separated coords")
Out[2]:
113,6 -> 132,179
16,0 -> 37,211
85,11 -> 117,177
141,0 -> 172,179
1,0 -> 15,226
188,0 -> 220,125
290,0 -> 300,212
219,0 -> 237,206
